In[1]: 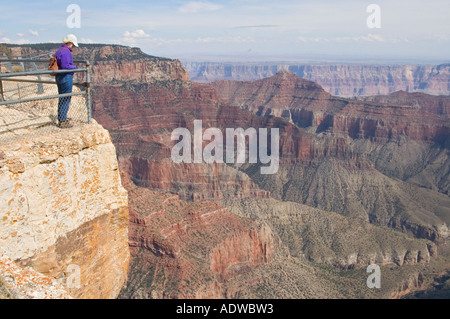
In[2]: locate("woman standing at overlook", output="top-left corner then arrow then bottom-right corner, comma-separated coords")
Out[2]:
55,34 -> 78,128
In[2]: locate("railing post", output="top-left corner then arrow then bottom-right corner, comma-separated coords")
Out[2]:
0,57 -> 4,101
31,62 -> 44,94
86,60 -> 92,124
0,78 -> 4,102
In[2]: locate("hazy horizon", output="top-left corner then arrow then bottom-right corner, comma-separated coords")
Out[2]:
2,41 -> 448,65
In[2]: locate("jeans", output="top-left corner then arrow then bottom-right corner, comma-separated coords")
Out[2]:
56,73 -> 73,122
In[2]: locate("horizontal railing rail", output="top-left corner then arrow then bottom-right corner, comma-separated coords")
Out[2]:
0,68 -> 88,77
0,58 -> 89,64
0,91 -> 86,106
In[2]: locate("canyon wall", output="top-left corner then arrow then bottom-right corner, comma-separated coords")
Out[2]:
185,62 -> 450,97
0,122 -> 129,299
212,71 -> 450,242
84,50 -> 449,243
6,43 -> 449,299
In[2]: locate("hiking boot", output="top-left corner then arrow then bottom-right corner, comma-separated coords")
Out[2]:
57,120 -> 73,128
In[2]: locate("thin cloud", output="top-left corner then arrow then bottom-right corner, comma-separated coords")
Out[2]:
14,38 -> 31,44
123,29 -> 151,39
179,1 -> 223,14
28,29 -> 39,37
234,25 -> 280,29
425,34 -> 450,42
81,38 -> 94,44
0,37 -> 30,45
122,29 -> 151,44
195,36 -> 256,43
298,34 -> 386,44
119,34 -> 182,47
122,29 -> 151,45
335,34 -> 385,43
297,36 -> 330,43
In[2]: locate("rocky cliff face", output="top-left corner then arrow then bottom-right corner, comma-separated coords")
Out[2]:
185,62 -> 450,97
0,122 -> 129,299
0,254 -> 72,299
80,45 -> 190,85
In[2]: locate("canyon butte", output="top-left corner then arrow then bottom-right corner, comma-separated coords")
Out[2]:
1,43 -> 449,299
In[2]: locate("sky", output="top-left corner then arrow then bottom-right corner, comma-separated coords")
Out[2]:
0,0 -> 449,62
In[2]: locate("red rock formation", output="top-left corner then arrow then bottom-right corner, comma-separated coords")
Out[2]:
210,224 -> 274,280
92,78 -> 371,202
121,159 -> 270,201
92,81 -> 272,201
121,176 -> 278,298
357,90 -> 450,117
211,71 -> 450,144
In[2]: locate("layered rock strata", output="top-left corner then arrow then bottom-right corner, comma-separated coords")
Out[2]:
211,71 -> 449,144
120,180 -> 278,298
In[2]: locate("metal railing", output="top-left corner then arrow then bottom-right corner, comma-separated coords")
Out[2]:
0,57 -> 91,144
